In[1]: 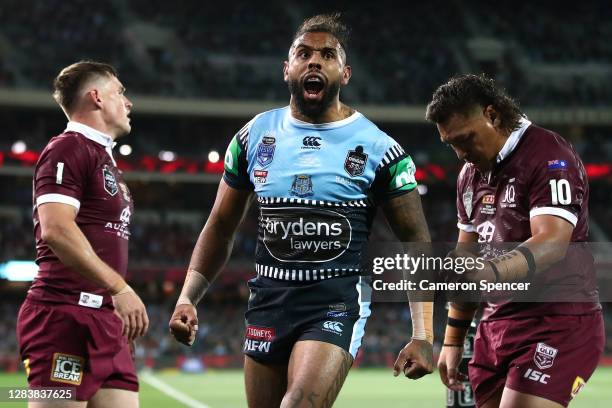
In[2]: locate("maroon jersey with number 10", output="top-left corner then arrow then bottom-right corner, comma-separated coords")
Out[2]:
456,118 -> 600,320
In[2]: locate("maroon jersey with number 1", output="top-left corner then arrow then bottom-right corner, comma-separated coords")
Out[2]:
28,121 -> 133,309
17,122 -> 138,400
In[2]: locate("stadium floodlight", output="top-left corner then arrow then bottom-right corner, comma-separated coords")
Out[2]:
11,140 -> 27,154
0,260 -> 38,281
119,144 -> 133,156
208,150 -> 220,163
159,150 -> 177,162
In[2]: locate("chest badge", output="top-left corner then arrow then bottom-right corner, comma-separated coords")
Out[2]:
289,174 -> 314,197
102,165 -> 118,196
344,145 -> 367,177
256,135 -> 276,167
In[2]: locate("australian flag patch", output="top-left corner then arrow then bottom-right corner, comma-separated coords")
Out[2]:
547,159 -> 568,171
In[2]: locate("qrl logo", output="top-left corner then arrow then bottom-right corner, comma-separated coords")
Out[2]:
534,342 -> 558,370
50,353 -> 84,385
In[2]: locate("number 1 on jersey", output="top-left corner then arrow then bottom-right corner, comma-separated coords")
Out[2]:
549,179 -> 571,205
56,162 -> 65,184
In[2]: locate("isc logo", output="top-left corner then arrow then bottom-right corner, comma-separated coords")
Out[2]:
50,353 -> 84,385
524,368 -> 551,384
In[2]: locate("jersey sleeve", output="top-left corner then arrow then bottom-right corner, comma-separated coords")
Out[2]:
528,150 -> 586,227
222,121 -> 254,190
456,164 -> 475,232
34,136 -> 90,210
371,138 -> 417,203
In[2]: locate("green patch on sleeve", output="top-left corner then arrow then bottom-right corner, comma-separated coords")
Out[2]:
388,155 -> 417,192
224,137 -> 242,176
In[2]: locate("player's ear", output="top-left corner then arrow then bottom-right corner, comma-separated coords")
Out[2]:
341,64 -> 352,86
484,105 -> 501,128
283,61 -> 289,82
87,89 -> 103,109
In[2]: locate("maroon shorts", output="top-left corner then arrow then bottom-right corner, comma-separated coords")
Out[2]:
17,299 -> 138,401
469,311 -> 604,407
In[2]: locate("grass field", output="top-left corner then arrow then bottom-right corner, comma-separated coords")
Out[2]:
1,367 -> 611,407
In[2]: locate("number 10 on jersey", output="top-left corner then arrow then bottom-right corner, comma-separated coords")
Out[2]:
549,179 -> 571,205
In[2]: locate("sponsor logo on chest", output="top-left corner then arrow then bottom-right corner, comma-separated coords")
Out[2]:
261,207 -> 352,263
302,136 -> 322,150
500,179 -> 517,208
480,194 -> 496,215
254,170 -> 268,184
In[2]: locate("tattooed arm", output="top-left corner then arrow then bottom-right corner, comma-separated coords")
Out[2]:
382,189 -> 434,379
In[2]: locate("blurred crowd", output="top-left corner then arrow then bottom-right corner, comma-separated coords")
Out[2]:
2,291 -> 612,372
1,1 -> 611,104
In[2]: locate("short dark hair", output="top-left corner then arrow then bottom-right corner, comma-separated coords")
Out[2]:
53,60 -> 117,114
425,74 -> 524,132
292,13 -> 350,56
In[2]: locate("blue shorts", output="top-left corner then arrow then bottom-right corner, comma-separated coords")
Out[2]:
243,274 -> 372,364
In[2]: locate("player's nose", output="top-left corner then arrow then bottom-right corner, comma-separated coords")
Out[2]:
307,53 -> 323,70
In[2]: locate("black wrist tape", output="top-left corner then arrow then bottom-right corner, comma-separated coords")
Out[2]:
447,317 -> 472,328
516,246 -> 536,280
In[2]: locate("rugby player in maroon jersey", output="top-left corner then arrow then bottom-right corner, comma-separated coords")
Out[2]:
17,61 -> 148,407
427,74 -> 604,408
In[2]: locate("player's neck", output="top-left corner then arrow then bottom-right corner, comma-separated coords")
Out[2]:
290,100 -> 354,124
70,114 -> 118,140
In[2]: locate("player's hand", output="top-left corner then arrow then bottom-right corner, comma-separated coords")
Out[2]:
437,345 -> 468,391
112,288 -> 149,341
169,303 -> 198,346
393,339 -> 434,379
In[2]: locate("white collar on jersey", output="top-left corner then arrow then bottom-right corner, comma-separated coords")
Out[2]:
65,121 -> 116,148
286,108 -> 362,129
496,117 -> 532,163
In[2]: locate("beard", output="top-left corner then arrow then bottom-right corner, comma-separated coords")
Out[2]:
288,78 -> 340,119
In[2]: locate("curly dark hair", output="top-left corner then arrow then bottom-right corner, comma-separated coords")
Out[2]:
292,12 -> 350,58
425,74 -> 524,132
53,60 -> 117,115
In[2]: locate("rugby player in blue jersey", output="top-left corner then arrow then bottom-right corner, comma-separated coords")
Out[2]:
170,13 -> 434,407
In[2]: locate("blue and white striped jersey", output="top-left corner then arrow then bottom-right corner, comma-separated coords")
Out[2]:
224,107 -> 417,281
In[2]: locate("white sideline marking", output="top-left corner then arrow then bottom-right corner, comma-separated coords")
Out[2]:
140,372 -> 211,408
